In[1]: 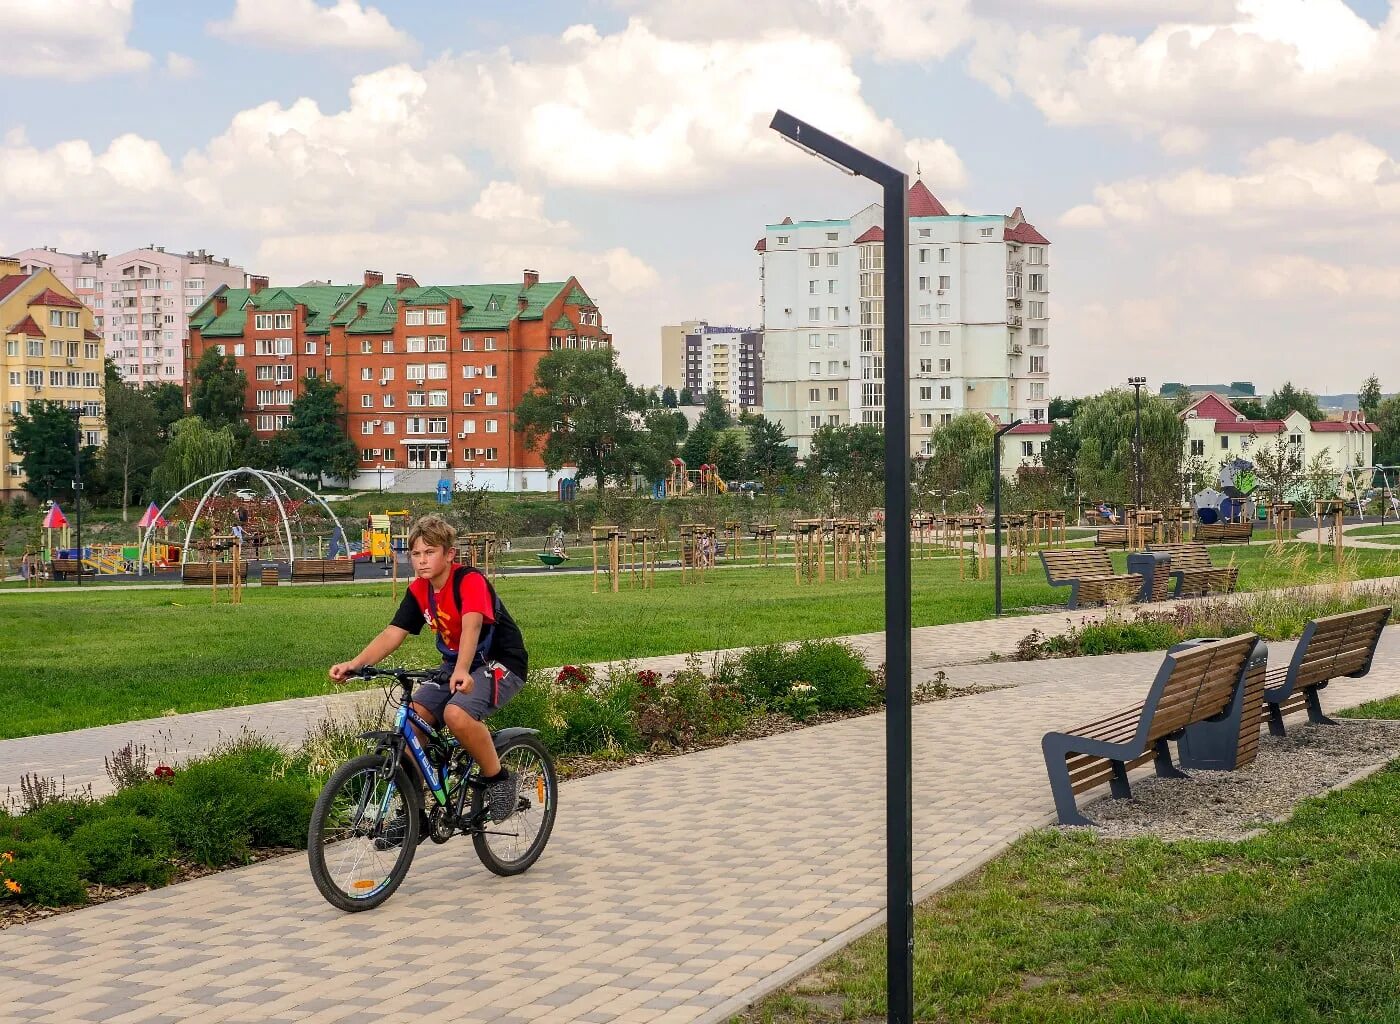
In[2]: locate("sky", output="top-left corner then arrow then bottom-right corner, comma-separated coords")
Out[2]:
3,0 -> 1399,398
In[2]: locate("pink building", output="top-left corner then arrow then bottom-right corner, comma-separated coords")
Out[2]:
10,246 -> 248,385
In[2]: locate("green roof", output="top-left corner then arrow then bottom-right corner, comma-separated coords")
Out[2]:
552,315 -> 573,330
192,279 -> 577,337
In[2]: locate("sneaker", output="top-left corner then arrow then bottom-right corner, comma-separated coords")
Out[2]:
486,769 -> 520,823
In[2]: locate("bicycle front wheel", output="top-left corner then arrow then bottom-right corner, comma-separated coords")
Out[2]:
472,734 -> 557,876
308,753 -> 421,912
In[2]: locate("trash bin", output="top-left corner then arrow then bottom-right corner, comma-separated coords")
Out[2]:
1176,637 -> 1269,771
1127,550 -> 1172,603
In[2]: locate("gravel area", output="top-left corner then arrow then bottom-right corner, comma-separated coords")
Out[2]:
1077,719 -> 1400,842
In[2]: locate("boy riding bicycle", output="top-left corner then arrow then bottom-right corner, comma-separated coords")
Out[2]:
330,515 -> 529,821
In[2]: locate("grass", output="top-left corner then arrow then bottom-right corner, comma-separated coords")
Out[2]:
740,703 -> 1400,1024
2,541 -> 1397,740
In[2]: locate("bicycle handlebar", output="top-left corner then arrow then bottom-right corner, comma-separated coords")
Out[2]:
345,666 -> 441,685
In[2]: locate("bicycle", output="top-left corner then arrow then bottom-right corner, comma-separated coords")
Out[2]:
307,666 -> 557,912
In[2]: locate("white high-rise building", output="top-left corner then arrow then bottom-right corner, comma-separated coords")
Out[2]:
756,179 -> 1050,456
10,246 -> 248,385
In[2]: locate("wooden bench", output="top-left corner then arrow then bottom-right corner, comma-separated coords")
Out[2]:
181,562 -> 250,585
1094,526 -> 1129,548
1147,542 -> 1240,597
1193,521 -> 1253,543
1039,548 -> 1143,610
289,558 -> 356,583
1042,633 -> 1260,825
1264,606 -> 1391,736
50,557 -> 85,580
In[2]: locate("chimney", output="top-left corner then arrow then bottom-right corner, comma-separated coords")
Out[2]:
523,268 -> 539,289
395,273 -> 418,292
517,294 -> 529,313
214,295 -> 228,316
364,270 -> 384,287
248,275 -> 269,295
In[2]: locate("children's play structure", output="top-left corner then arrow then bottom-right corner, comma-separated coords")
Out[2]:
655,458 -> 727,498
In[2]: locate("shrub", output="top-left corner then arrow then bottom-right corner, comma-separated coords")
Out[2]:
6,836 -> 88,906
161,759 -> 259,866
104,742 -> 152,792
490,672 -> 566,750
247,778 -> 316,850
778,682 -> 818,722
735,645 -> 792,708
707,683 -> 748,736
554,682 -> 640,755
69,814 -> 172,887
107,781 -> 175,820
8,798 -> 104,842
787,641 -> 874,712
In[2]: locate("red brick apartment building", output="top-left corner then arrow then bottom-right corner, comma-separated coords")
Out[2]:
188,270 -> 609,491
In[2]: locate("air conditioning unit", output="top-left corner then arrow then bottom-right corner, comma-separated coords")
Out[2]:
66,357 -> 76,366
33,384 -> 42,392
473,388 -> 483,395
936,289 -> 946,296
380,377 -> 390,385
256,403 -> 265,410
458,431 -> 468,439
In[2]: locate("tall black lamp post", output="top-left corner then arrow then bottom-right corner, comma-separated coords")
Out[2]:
769,109 -> 914,1023
992,418 -> 1023,616
71,410 -> 84,588
1127,377 -> 1147,509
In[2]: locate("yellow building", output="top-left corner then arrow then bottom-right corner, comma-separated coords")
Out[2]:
1,258 -> 106,502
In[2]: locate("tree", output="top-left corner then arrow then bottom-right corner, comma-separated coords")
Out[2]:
1048,396 -> 1082,421
145,381 -> 187,440
1038,421 -> 1080,491
514,348 -> 645,494
102,364 -> 163,519
151,417 -> 238,496
680,421 -> 719,470
1263,381 -> 1323,422
744,416 -> 797,484
1302,450 -> 1339,507
807,423 -> 885,513
714,431 -> 745,482
698,389 -> 732,431
1360,375 -> 1383,421
273,378 -> 359,487
190,347 -> 248,428
1252,433 -> 1305,506
633,409 -> 688,484
1376,396 -> 1400,466
1072,389 -> 1185,505
8,401 -> 97,500
661,386 -> 678,409
1234,401 -> 1269,420
922,412 -> 995,508
679,387 -> 694,406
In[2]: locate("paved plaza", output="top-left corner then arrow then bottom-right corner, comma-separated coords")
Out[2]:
3,603 -> 1400,1022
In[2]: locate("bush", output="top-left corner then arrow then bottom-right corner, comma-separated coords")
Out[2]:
734,640 -> 875,714
490,672 -> 566,750
6,836 -> 88,906
69,814 -> 172,887
161,759 -> 260,866
107,780 -> 175,820
247,778 -> 316,850
7,798 -> 104,842
554,682 -> 640,754
735,645 -> 792,708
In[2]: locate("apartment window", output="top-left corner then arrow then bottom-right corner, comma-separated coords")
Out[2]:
360,395 -> 373,408
407,363 -> 426,382
808,253 -> 820,267
919,228 -> 931,238
484,364 -> 498,378
1029,328 -> 1046,345
426,309 -> 447,325
483,447 -> 498,461
47,310 -> 62,328
919,359 -> 932,373
256,366 -> 273,381
918,276 -> 931,291
809,307 -> 821,321
1022,441 -> 1035,457
1290,433 -> 1304,446
51,340 -> 63,356
827,279 -> 838,294
253,313 -> 293,330
940,413 -> 953,426
938,248 -> 950,262
939,358 -> 952,372
1191,439 -> 1205,456
302,341 -> 315,355
382,339 -> 394,353
408,392 -> 427,407
1028,273 -> 1045,291
64,311 -> 79,327
406,336 -> 426,353
461,337 -> 474,352
918,330 -> 931,346
1028,246 -> 1044,265
428,391 -> 448,407
485,393 -> 499,406
919,386 -> 932,400
827,334 -> 838,348
405,310 -> 425,326
918,248 -> 928,263
6,372 -> 17,386
49,371 -> 62,386
940,386 -> 953,400
275,365 -> 293,382
808,280 -> 818,295
382,421 -> 395,435
361,421 -> 375,435
426,336 -> 447,352
427,417 -> 448,434
809,361 -> 821,375
828,387 -> 839,401
826,252 -> 838,266
1029,300 -> 1046,318
809,388 -> 820,401
486,419 -> 499,433
939,276 -> 951,290
484,337 -> 496,351
980,227 -> 994,237
919,414 -> 933,427
826,231 -> 839,241
1219,434 -> 1231,450
827,414 -> 840,425
361,367 -> 373,381
462,393 -> 476,406
462,420 -> 476,434
808,334 -> 821,349
827,360 -> 840,374
382,395 -> 395,408
1030,355 -> 1045,373
427,363 -> 448,380
810,415 -> 821,429
26,370 -> 42,386
937,304 -> 951,319
918,304 -> 931,319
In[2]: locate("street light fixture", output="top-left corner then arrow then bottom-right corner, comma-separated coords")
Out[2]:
769,109 -> 915,1024
992,418 -> 1023,616
1127,377 -> 1147,509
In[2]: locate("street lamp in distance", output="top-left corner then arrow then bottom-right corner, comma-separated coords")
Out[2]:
992,418 -> 1024,617
1127,377 -> 1147,509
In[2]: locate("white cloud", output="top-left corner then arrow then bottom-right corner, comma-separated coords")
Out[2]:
0,0 -> 151,80
433,20 -> 963,190
967,0 -> 1400,147
165,53 -> 197,78
1062,134 -> 1400,227
1243,254 -> 1400,301
0,129 -> 176,218
209,0 -> 416,55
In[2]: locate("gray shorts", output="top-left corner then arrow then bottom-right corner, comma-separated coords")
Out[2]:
411,662 -> 525,723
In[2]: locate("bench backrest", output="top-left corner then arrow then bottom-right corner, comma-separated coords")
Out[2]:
1147,542 -> 1219,571
1139,633 -> 1259,746
1285,606 -> 1392,692
1196,522 -> 1252,541
1040,547 -> 1114,583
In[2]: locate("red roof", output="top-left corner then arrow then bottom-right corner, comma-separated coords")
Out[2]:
853,225 -> 885,244
779,216 -> 794,225
754,237 -> 767,252
1311,420 -> 1378,433
6,315 -> 43,337
83,328 -> 102,341
1005,221 -> 1051,244
1181,393 -> 1241,422
908,180 -> 949,217
1215,420 -> 1286,434
28,287 -> 82,309
1007,422 -> 1053,435
0,274 -> 27,303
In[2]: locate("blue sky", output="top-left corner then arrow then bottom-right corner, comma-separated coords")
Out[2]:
3,0 -> 1399,397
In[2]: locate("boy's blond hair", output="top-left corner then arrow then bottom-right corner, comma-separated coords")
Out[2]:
407,514 -> 457,553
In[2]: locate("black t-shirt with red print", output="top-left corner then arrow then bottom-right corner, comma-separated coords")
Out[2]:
389,565 -> 528,678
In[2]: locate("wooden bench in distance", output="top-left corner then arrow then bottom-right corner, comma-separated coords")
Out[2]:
1147,542 -> 1240,597
289,558 -> 356,584
1041,633 -> 1260,825
1194,521 -> 1253,544
1094,526 -> 1129,548
181,562 -> 250,585
1265,606 -> 1391,736
50,557 -> 84,580
1039,548 -> 1144,610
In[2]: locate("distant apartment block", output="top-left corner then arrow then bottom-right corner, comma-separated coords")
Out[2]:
10,246 -> 248,385
1160,381 -> 1262,407
660,320 -> 763,412
757,179 -> 1050,456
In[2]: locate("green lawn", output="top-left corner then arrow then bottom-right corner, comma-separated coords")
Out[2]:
741,698 -> 1400,1024
1344,524 -> 1400,545
1,542 -> 1397,740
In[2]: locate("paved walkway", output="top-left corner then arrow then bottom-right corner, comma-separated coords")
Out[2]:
4,633 -> 1400,1023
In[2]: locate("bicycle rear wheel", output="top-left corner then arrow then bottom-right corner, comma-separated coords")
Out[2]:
308,753 -> 421,912
472,734 -> 557,876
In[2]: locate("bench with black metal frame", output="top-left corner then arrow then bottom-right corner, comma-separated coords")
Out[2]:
1146,542 -> 1240,597
1193,521 -> 1253,544
289,558 -> 357,584
1039,548 -> 1143,610
1264,606 -> 1391,736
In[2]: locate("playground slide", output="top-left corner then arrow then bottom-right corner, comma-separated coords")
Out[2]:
82,554 -> 124,575
717,479 -> 728,493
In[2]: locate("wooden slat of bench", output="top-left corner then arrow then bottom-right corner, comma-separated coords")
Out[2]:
1070,749 -> 1156,794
